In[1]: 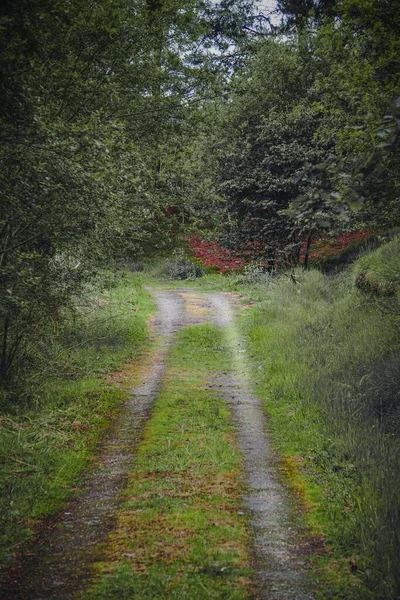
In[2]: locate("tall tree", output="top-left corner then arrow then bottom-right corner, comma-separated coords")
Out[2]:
0,0 -> 258,379
214,38 -> 328,262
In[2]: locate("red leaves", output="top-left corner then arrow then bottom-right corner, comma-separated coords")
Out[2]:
188,230 -> 377,272
188,235 -> 245,273
301,230 -> 377,265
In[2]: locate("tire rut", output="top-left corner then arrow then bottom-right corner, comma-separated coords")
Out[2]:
208,292 -> 314,600
0,290 -> 184,600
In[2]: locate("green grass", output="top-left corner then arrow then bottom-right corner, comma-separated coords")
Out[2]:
172,323 -> 232,371
88,324 -> 253,600
3,238 -> 399,597
241,258 -> 400,599
0,273 -> 155,568
354,235 -> 400,295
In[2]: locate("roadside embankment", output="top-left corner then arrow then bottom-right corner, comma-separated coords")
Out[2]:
242,242 -> 400,599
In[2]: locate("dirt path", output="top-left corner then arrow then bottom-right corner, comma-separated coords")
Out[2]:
1,288 -> 314,599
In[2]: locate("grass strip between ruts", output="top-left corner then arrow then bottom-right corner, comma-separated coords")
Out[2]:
89,324 -> 254,600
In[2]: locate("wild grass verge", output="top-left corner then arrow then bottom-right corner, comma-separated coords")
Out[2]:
88,324 -> 253,600
0,273 -> 154,569
242,256 -> 400,599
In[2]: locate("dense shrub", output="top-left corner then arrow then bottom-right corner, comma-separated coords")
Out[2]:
159,258 -> 204,281
188,235 -> 244,273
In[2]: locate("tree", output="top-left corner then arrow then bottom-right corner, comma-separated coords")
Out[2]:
277,0 -> 337,26
302,0 -> 400,223
214,38 -> 327,263
0,0 -> 259,379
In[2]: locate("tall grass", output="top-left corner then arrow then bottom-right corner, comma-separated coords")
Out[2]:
245,254 -> 400,598
354,236 -> 400,296
0,273 -> 154,567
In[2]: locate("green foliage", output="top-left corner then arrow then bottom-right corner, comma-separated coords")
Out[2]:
199,1 -> 400,261
158,257 -> 204,281
306,0 -> 400,223
277,0 -> 337,25
216,38 -> 327,260
2,0 -> 400,382
0,0 -> 146,377
0,0 -> 257,380
354,236 -> 400,296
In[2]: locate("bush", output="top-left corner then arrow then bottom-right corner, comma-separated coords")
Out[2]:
159,258 -> 204,281
238,262 -> 272,286
116,259 -> 145,272
188,235 -> 245,273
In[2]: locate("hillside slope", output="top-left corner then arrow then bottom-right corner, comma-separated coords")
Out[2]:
243,237 -> 400,598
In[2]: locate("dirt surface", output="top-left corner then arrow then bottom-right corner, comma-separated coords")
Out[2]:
1,288 -> 314,599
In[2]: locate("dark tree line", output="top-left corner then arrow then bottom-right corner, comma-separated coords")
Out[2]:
1,0 -> 399,378
0,0 -> 256,380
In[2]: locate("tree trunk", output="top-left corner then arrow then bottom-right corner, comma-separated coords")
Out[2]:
303,233 -> 312,269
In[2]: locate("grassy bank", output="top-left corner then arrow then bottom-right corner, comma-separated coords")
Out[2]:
242,241 -> 400,599
89,323 -> 253,600
0,273 -> 154,569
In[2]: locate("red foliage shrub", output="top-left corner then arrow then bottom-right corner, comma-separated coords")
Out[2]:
188,235 -> 245,273
301,230 -> 378,265
188,230 -> 378,273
